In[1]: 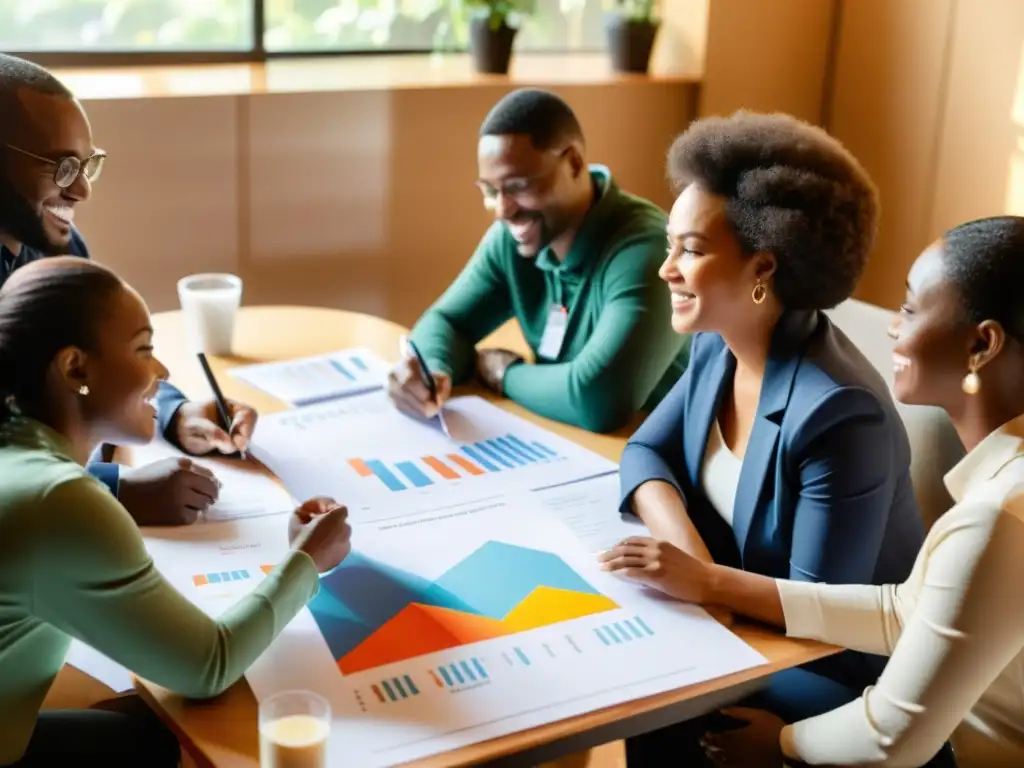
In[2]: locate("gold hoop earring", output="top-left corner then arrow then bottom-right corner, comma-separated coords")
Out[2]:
751,280 -> 767,305
77,385 -> 90,396
961,359 -> 981,395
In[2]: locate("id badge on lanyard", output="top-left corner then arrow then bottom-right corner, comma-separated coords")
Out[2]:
537,304 -> 568,360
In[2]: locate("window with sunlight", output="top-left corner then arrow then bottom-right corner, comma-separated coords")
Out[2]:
0,0 -> 607,56
0,0 -> 253,51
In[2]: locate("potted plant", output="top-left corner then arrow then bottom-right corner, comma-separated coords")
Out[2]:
459,0 -> 536,74
605,0 -> 659,74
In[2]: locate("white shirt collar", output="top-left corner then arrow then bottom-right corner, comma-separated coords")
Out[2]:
944,413 -> 1024,502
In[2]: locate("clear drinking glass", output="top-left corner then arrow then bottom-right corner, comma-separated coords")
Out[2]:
177,273 -> 243,356
258,690 -> 331,768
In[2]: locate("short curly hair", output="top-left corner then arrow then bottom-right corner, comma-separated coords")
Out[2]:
667,110 -> 879,310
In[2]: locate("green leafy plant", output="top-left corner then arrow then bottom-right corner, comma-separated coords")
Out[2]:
607,0 -> 657,23
460,0 -> 537,31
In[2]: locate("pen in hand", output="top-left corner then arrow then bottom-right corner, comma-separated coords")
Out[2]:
401,335 -> 438,402
196,352 -> 248,460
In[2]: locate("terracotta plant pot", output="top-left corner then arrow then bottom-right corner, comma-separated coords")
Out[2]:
605,15 -> 660,74
469,15 -> 518,74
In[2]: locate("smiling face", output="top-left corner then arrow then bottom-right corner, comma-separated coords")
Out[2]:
889,241 -> 976,409
0,88 -> 94,255
476,133 -> 583,258
660,183 -> 772,335
56,284 -> 170,446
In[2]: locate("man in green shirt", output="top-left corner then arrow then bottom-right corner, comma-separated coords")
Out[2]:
387,88 -> 690,433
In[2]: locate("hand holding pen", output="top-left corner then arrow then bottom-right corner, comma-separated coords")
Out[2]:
385,335 -> 452,419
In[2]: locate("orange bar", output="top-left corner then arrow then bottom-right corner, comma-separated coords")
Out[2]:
260,565 -> 274,575
428,670 -> 444,688
423,456 -> 459,479
192,574 -> 208,587
348,458 -> 374,477
448,454 -> 484,476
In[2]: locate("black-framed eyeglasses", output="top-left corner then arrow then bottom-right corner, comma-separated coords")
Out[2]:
4,144 -> 107,189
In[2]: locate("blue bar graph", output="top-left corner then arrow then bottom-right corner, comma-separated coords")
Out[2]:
329,359 -> 355,381
472,658 -> 488,679
496,436 -> 538,462
432,658 -> 487,688
486,439 -> 526,465
595,617 -> 655,646
622,619 -> 644,639
395,461 -> 432,488
474,442 -> 516,469
364,460 -> 406,491
634,616 -> 655,636
460,445 -> 500,471
514,647 -> 531,665
350,356 -> 369,372
373,675 -> 420,703
350,432 -> 562,494
505,434 -> 547,461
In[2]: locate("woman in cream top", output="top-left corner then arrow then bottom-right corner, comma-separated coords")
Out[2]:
600,215 -> 1024,767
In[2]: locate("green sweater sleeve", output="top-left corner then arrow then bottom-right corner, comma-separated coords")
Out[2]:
32,477 -> 319,699
409,223 -> 513,384
502,238 -> 684,433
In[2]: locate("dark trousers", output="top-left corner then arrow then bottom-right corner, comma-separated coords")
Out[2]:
625,665 -> 959,767
7,695 -> 180,767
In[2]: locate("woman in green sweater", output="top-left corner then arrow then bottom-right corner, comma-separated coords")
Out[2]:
0,257 -> 352,767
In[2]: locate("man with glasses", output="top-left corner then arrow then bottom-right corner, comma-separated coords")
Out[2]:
0,53 -> 259,527
388,88 -> 690,432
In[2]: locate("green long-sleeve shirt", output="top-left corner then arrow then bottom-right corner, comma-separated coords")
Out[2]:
410,165 -> 690,433
0,418 -> 319,764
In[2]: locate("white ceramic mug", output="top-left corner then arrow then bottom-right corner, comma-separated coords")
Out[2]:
177,273 -> 242,356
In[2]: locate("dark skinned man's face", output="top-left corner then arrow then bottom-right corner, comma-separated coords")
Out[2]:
476,133 -> 584,258
0,88 -> 94,255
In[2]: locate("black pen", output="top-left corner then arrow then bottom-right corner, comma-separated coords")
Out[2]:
403,336 -> 438,401
196,352 -> 248,460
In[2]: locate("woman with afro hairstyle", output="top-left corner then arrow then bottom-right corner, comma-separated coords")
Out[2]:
599,112 -> 946,766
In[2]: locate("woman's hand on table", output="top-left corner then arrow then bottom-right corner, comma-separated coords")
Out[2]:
288,496 -> 352,572
597,536 -> 716,603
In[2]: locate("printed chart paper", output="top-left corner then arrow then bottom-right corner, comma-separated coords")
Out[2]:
141,516 -> 293,617
250,396 -> 618,523
229,348 -> 390,406
239,501 -> 767,767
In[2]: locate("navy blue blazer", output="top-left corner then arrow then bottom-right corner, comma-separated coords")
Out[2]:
619,309 -> 924,587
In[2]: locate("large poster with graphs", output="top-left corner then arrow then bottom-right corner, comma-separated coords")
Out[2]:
240,497 -> 767,768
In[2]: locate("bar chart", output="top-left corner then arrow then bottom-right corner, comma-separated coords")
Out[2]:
593,616 -> 655,646
230,348 -> 389,406
370,674 -> 421,703
346,433 -> 562,492
428,657 -> 490,689
192,569 -> 254,587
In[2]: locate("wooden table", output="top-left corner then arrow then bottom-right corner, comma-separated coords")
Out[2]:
128,305 -> 837,768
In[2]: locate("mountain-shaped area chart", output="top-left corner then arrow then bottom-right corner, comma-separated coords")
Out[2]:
307,542 -> 619,674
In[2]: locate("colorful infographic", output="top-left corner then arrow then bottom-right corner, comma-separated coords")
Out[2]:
345,433 -> 563,492
306,541 -> 619,674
